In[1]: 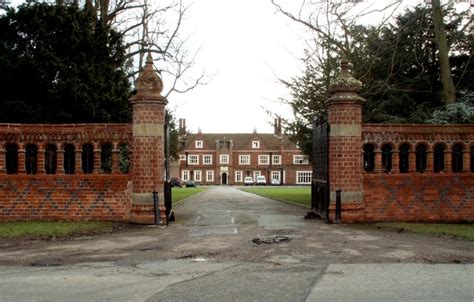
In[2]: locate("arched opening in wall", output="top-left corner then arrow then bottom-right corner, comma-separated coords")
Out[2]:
82,143 -> 94,174
452,143 -> 464,173
363,144 -> 375,172
45,144 -> 57,174
433,144 -> 445,173
25,144 -> 38,174
381,144 -> 392,173
119,143 -> 130,174
101,143 -> 112,174
416,144 -> 427,173
222,172 -> 227,185
471,146 -> 474,173
64,144 -> 75,174
399,143 -> 410,173
5,143 -> 18,174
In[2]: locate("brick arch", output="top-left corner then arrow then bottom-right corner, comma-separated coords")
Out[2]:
380,141 -> 395,149
396,141 -> 413,151
414,141 -> 431,152
24,141 -> 40,150
78,141 -> 94,151
432,141 -> 449,150
99,141 -> 114,149
450,141 -> 466,151
2,141 -> 20,150
59,142 -> 76,151
362,141 -> 378,150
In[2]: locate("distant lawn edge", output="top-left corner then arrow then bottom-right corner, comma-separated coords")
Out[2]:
0,221 -> 121,239
240,187 -> 311,209
172,187 -> 207,205
372,223 -> 474,241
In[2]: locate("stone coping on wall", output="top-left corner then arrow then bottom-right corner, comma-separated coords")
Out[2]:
362,124 -> 474,137
0,123 -> 132,143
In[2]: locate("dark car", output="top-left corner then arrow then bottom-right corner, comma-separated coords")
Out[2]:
170,177 -> 182,188
185,180 -> 196,188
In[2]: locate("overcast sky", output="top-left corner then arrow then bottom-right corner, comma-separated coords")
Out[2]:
8,0 -> 472,133
168,0 -> 306,134
167,0 -> 472,134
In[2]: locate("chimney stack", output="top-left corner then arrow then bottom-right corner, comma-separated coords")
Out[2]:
178,118 -> 186,135
274,117 -> 282,137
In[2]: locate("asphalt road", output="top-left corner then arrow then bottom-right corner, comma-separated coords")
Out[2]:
0,186 -> 473,301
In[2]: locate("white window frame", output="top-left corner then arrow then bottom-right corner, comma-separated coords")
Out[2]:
194,170 -> 202,182
296,171 -> 312,184
293,155 -> 309,165
188,154 -> 199,165
253,171 -> 261,180
203,154 -> 213,165
271,170 -> 281,182
258,155 -> 270,165
239,155 -> 250,165
195,140 -> 203,148
235,170 -> 243,182
179,154 -> 186,161
251,141 -> 260,149
220,154 -> 229,164
182,170 -> 190,181
206,170 -> 214,182
272,155 -> 281,165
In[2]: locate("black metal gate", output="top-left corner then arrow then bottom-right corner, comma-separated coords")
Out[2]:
164,112 -> 173,223
307,117 -> 330,222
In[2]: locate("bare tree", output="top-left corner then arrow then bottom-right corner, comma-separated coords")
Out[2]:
270,0 -> 401,56
43,0 -> 207,97
0,0 -> 10,10
76,0 -> 208,97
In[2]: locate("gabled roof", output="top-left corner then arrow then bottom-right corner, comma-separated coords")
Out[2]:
181,133 -> 298,151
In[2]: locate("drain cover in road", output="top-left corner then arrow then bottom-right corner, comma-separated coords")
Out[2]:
252,235 -> 291,245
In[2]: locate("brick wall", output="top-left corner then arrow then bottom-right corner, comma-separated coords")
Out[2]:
0,175 -> 131,221
0,123 -> 134,222
363,174 -> 473,222
358,124 -> 474,223
0,56 -> 169,224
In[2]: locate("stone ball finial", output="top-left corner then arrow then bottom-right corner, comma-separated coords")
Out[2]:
131,53 -> 165,102
329,57 -> 362,94
327,57 -> 365,105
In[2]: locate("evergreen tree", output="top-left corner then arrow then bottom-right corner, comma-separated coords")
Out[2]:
0,2 -> 131,123
282,4 -> 473,158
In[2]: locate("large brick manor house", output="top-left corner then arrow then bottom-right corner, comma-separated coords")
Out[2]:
175,118 -> 313,185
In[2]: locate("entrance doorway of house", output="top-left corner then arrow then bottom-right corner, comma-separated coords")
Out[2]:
222,173 -> 227,185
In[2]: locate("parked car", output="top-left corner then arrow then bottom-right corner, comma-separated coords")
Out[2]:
271,178 -> 281,186
256,175 -> 267,186
244,176 -> 254,186
185,180 -> 197,188
170,177 -> 182,188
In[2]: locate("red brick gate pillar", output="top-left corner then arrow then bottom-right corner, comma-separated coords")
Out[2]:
129,54 -> 167,224
326,59 -> 366,222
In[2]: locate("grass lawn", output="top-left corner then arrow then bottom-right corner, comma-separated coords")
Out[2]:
241,186 -> 311,208
172,187 -> 207,204
374,223 -> 474,241
0,221 -> 117,239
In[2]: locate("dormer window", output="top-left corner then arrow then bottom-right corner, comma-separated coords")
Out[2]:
252,141 -> 260,149
195,140 -> 203,148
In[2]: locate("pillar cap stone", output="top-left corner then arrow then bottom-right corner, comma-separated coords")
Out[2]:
130,53 -> 167,104
327,58 -> 365,105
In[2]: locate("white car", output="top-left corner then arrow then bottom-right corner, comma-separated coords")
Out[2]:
244,176 -> 254,186
256,175 -> 267,186
271,178 -> 280,186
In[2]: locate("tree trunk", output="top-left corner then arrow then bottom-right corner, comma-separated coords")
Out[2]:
431,0 -> 456,104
